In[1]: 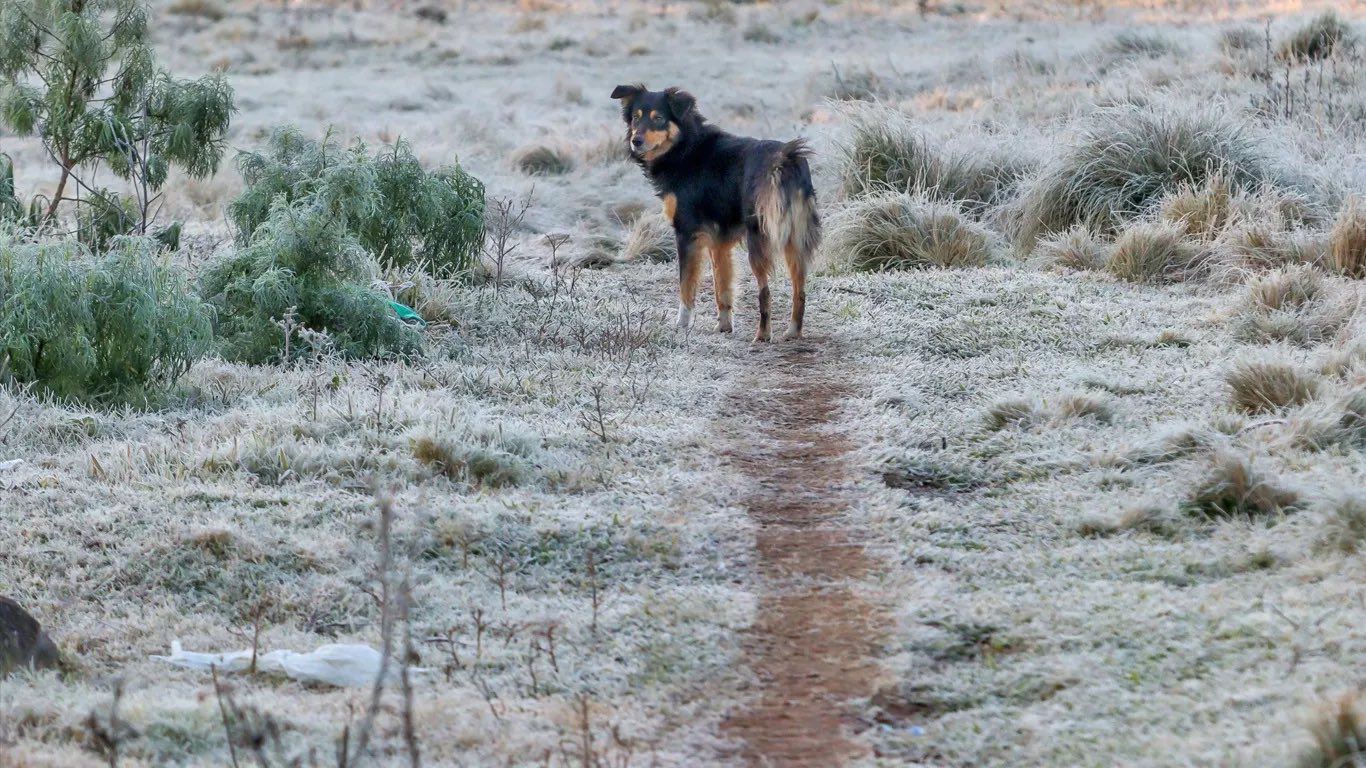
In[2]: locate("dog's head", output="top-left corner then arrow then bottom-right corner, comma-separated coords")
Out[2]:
609,84 -> 698,163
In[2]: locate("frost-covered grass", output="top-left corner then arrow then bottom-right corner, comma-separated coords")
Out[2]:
2,0 -> 1365,765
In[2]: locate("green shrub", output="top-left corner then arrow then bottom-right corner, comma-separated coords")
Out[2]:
1013,104 -> 1293,250
825,192 -> 994,271
200,197 -> 419,364
229,127 -> 484,276
0,233 -> 211,401
0,0 -> 233,244
1279,12 -> 1358,62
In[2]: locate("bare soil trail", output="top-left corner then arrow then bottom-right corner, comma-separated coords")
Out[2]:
717,338 -> 885,767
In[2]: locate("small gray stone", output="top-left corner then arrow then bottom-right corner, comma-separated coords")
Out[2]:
0,597 -> 61,676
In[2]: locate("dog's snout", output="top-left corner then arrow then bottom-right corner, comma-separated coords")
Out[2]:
630,135 -> 645,148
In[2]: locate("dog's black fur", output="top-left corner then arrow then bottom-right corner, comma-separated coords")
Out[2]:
610,84 -> 820,341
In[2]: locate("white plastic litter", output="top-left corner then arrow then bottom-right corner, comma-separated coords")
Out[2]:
152,640 -> 426,688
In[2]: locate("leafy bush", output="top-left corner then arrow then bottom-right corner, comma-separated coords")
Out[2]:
1279,12 -> 1358,62
825,192 -> 994,271
0,0 -> 233,245
201,195 -> 419,364
839,112 -> 1033,212
0,232 -> 211,401
1013,104 -> 1293,250
229,127 -> 484,276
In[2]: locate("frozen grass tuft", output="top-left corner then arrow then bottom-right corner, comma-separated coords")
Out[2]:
1279,11 -> 1358,62
839,110 -> 1033,212
1329,197 -> 1366,279
1034,226 -> 1109,271
1314,493 -> 1366,555
1234,265 -> 1352,346
1219,26 -> 1262,55
621,212 -> 676,263
824,192 -> 995,271
1103,30 -> 1179,61
1226,358 -> 1322,413
984,392 -> 1113,431
1184,451 -> 1299,519
513,143 -> 575,176
1106,222 -> 1205,284
1296,693 -> 1366,768
1013,103 -> 1291,250
1158,173 -> 1241,241
1078,504 -> 1183,538
1286,387 -> 1366,450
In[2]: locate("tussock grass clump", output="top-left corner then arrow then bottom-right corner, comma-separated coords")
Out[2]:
984,393 -> 1113,431
1314,493 -> 1366,555
1077,504 -> 1182,538
1226,359 -> 1322,413
1296,693 -> 1366,768
1035,226 -> 1109,271
839,112 -> 1033,212
622,212 -> 676,263
1032,225 -> 1109,270
411,422 -> 544,489
1096,426 -> 1213,469
1158,174 -> 1242,241
1014,104 -> 1288,250
1234,266 -> 1351,346
1219,26 -> 1262,55
166,0 -> 225,20
1279,12 -> 1358,62
512,143 -> 575,176
1329,198 -> 1366,279
825,192 -> 994,272
0,234 -> 212,402
1106,222 -> 1205,284
1223,224 -> 1329,274
826,64 -> 889,101
1184,451 -> 1299,518
1287,387 -> 1366,450
1102,31 -> 1178,61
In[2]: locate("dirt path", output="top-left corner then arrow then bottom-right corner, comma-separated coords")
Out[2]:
718,338 -> 885,767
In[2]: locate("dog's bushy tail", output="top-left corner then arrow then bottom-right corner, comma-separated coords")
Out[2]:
755,139 -> 821,273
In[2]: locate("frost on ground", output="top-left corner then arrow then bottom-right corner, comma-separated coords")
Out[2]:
2,0 -> 1366,766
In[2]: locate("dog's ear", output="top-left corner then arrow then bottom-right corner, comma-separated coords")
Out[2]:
610,84 -> 643,101
664,88 -> 696,119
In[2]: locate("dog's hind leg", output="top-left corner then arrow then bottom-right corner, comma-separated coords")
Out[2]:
783,243 -> 806,340
710,237 -> 736,333
746,229 -> 772,342
676,230 -> 707,329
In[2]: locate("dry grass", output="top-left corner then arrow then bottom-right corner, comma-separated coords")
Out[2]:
1278,11 -> 1358,62
1314,493 -> 1366,555
1286,387 -> 1366,450
1184,451 -> 1300,519
824,191 -> 995,271
1234,265 -> 1352,346
1033,226 -> 1109,271
1106,221 -> 1205,284
1296,693 -> 1366,768
1330,197 -> 1366,279
1226,358 -> 1322,413
512,142 -> 575,176
621,212 -> 675,263
1013,103 -> 1288,250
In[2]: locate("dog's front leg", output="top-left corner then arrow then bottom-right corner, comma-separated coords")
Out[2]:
676,229 -> 705,330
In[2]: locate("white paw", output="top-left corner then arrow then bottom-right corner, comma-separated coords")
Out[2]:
716,310 -> 732,333
675,306 -> 693,329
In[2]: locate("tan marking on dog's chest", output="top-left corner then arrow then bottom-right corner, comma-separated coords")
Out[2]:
662,193 -> 677,224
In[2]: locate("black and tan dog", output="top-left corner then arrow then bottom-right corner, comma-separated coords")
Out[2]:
610,84 -> 820,341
